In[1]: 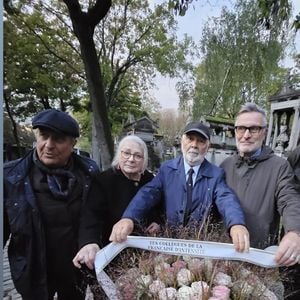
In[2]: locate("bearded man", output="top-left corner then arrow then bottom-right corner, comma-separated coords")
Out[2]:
109,122 -> 249,253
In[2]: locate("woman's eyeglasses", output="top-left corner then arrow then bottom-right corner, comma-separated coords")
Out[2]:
121,151 -> 144,161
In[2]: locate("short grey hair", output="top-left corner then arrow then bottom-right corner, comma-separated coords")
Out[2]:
111,135 -> 148,172
236,102 -> 267,126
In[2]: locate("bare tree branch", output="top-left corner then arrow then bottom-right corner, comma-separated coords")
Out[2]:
208,63 -> 233,115
21,19 -> 85,79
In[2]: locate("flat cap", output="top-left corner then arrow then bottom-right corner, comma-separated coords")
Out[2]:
32,109 -> 80,137
183,121 -> 210,140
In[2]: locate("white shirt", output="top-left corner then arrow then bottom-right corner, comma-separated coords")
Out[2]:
183,161 -> 201,186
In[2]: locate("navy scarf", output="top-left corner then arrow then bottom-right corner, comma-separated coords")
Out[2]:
33,150 -> 76,200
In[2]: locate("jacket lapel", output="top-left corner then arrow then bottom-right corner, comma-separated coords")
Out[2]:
169,156 -> 187,191
195,159 -> 213,184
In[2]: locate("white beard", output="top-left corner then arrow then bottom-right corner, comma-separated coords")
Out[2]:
183,151 -> 205,166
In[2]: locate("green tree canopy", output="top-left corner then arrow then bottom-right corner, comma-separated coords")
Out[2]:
169,0 -> 299,30
186,0 -> 290,119
4,0 -> 194,167
4,8 -> 84,119
95,0 -> 195,134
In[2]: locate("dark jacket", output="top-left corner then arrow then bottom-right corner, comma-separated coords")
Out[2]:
79,167 -> 162,246
123,156 -> 246,229
287,146 -> 300,192
3,149 -> 100,299
221,146 -> 300,248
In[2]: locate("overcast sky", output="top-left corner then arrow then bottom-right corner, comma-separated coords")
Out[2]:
151,0 -> 300,110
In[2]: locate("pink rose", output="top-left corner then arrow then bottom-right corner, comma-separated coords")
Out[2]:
172,260 -> 187,271
211,285 -> 231,300
160,266 -> 177,286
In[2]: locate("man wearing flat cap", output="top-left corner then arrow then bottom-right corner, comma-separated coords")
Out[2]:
3,109 -> 104,300
109,121 -> 250,253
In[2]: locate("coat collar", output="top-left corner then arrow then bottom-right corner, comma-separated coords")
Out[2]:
168,156 -> 215,179
235,146 -> 274,168
5,150 -> 34,184
5,149 -> 98,184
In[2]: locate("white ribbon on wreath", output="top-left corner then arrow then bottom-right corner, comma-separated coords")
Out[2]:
95,236 -> 279,299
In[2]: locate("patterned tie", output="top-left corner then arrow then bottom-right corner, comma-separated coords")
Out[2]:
184,168 -> 194,225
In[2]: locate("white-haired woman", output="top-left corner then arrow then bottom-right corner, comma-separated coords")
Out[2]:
73,135 -> 161,270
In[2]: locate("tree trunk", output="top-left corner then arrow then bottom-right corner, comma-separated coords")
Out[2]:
4,89 -> 22,157
63,0 -> 113,169
92,117 -> 102,169
76,28 -> 113,169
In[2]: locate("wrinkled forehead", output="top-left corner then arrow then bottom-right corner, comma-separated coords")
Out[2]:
235,111 -> 266,126
121,141 -> 143,153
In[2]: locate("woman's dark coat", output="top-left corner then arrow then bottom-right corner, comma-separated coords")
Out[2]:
81,167 -> 162,247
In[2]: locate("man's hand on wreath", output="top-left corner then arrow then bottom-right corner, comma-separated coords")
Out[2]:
230,225 -> 250,252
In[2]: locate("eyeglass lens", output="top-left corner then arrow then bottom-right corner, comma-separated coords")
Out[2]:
121,151 -> 143,160
235,126 -> 265,134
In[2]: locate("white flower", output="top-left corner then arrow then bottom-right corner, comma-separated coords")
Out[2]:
149,279 -> 166,295
182,255 -> 192,262
253,283 -> 278,300
191,281 -> 209,298
261,288 -> 278,300
158,287 -> 177,300
239,267 -> 261,285
125,267 -> 140,278
238,269 -> 278,299
177,285 -> 193,300
213,272 -> 233,287
177,268 -> 193,286
237,281 -> 254,295
187,258 -> 204,276
155,262 -> 171,276
154,254 -> 174,264
136,274 -> 153,288
239,268 -> 252,279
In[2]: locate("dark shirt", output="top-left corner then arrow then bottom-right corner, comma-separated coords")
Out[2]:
31,164 -> 83,281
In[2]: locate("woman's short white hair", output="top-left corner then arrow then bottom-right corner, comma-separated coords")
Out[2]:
111,135 -> 148,172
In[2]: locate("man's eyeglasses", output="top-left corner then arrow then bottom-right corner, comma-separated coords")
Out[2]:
121,150 -> 144,161
235,126 -> 266,135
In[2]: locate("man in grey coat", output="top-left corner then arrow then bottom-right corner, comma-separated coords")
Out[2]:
221,103 -> 300,298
